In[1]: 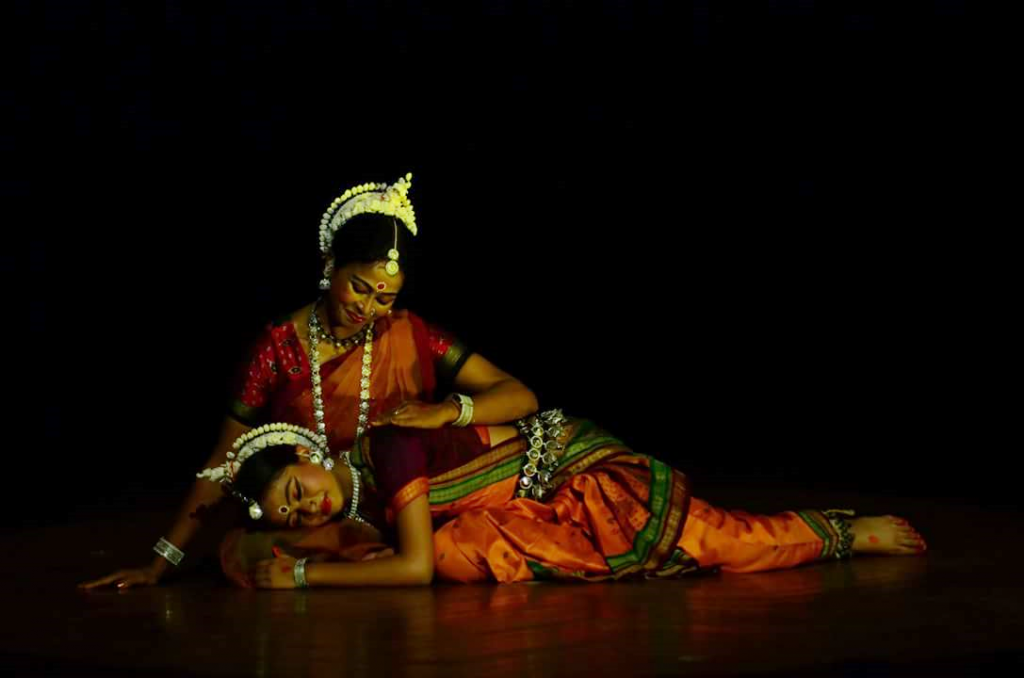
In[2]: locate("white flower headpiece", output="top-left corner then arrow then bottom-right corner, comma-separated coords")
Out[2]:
318,173 -> 418,289
197,423 -> 331,520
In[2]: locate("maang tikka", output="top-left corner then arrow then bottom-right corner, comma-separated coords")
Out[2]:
318,173 -> 418,290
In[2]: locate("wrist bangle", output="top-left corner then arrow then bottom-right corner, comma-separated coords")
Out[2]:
293,557 -> 310,588
153,537 -> 185,567
450,393 -> 474,427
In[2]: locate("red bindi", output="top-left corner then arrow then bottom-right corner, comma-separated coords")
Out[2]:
868,535 -> 880,544
376,282 -> 387,292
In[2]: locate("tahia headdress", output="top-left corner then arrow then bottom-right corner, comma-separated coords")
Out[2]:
197,423 -> 332,521
318,172 -> 418,289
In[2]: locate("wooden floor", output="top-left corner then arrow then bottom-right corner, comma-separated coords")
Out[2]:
6,485 -> 1022,677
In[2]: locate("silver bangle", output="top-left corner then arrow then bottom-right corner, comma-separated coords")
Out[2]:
293,557 -> 310,588
451,393 -> 474,427
153,537 -> 185,567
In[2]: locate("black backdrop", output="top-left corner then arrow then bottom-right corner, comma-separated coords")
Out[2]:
8,1 -> 1007,527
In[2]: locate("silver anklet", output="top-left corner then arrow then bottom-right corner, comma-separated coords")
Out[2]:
823,509 -> 856,560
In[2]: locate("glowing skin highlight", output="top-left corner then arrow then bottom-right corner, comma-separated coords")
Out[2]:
260,452 -> 354,529
324,261 -> 403,337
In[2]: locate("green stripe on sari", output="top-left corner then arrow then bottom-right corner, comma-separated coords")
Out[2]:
348,438 -> 379,491
604,458 -> 674,573
795,510 -> 836,559
428,458 -> 523,505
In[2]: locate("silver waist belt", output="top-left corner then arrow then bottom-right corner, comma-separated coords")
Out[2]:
514,409 -> 568,500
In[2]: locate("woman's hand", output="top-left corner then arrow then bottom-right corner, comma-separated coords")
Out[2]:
361,548 -> 395,561
371,400 -> 458,430
253,554 -> 299,589
79,565 -> 162,591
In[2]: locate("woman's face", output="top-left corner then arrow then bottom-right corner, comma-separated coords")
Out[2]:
261,453 -> 344,529
327,260 -> 404,332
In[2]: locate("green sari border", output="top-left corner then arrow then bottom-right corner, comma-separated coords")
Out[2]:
604,459 -> 674,573
795,509 -> 840,559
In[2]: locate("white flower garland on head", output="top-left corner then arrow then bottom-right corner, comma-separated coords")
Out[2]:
318,173 -> 418,289
197,423 -> 331,520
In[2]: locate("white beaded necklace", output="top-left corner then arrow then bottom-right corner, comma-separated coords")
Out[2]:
307,300 -> 370,523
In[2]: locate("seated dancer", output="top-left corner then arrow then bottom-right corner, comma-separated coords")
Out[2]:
200,418 -> 926,589
80,174 -> 538,591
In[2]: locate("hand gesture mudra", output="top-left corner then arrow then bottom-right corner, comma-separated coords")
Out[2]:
371,400 -> 458,430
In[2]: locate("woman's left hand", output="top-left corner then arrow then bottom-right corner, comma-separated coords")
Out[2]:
371,400 -> 457,430
252,554 -> 298,589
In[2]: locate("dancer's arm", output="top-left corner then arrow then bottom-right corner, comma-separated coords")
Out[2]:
374,352 -> 538,429
79,416 -> 251,589
253,494 -> 435,588
451,353 -> 539,424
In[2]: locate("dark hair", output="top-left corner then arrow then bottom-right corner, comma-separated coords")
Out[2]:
232,445 -> 299,519
330,212 -> 419,282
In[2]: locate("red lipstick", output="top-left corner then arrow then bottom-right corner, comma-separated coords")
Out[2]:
320,495 -> 332,515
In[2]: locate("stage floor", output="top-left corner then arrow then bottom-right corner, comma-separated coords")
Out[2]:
6,485 -> 1021,677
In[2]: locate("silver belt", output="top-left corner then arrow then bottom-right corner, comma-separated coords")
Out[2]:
514,409 -> 568,500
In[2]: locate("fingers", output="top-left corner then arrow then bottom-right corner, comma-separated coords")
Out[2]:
382,403 -> 442,429
361,548 -> 395,561
115,575 -> 143,591
253,559 -> 273,588
78,570 -> 130,590
370,409 -> 397,427
371,402 -> 412,427
252,563 -> 268,588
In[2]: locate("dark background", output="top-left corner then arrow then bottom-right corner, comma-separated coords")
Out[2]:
7,1 -> 1009,528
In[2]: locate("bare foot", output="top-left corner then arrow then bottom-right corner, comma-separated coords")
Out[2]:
849,515 -> 927,556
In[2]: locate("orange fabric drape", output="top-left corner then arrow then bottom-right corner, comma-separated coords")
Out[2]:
287,310 -> 427,452
678,497 -> 836,573
433,493 -> 839,582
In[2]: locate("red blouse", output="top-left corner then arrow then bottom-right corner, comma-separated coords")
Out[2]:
229,312 -> 470,427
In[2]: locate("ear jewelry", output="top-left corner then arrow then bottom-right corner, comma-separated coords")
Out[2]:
318,173 -> 418,290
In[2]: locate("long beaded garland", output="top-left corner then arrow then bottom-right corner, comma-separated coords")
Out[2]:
307,303 -> 370,523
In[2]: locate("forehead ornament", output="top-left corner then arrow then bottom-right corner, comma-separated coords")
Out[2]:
318,173 -> 417,289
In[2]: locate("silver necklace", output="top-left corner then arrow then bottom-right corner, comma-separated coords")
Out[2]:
310,305 -> 371,351
307,301 -> 372,523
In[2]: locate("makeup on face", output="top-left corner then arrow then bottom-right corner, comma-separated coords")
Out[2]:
269,460 -> 343,528
329,263 -> 404,330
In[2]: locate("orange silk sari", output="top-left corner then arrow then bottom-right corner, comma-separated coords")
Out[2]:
220,420 -> 854,586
